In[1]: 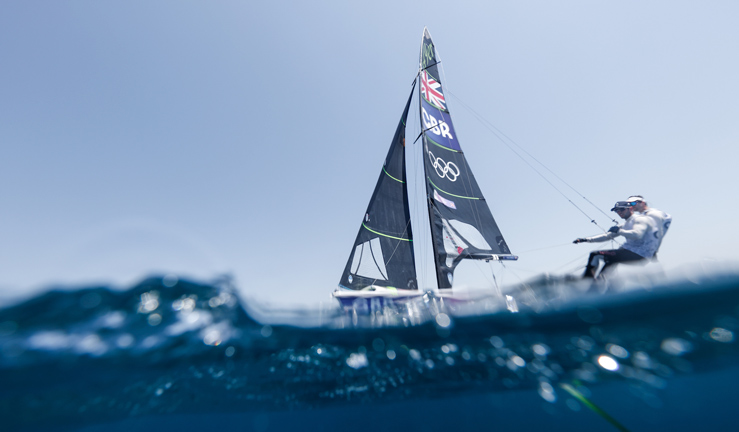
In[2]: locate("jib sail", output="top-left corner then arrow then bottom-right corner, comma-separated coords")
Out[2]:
338,83 -> 418,291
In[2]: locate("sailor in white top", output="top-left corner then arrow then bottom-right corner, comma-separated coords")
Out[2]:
574,201 -> 659,279
628,195 -> 672,256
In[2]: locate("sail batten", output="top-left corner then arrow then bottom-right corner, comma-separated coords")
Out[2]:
382,167 -> 405,184
428,178 -> 482,200
361,223 -> 412,242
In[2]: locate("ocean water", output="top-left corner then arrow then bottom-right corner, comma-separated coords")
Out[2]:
2,272 -> 739,432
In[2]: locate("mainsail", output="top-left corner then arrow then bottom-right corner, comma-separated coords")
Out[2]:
418,28 -> 517,289
339,84 -> 418,291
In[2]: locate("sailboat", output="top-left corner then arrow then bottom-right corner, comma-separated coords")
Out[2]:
334,28 -> 517,307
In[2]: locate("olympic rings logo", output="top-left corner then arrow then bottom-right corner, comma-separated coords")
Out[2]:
428,150 -> 460,181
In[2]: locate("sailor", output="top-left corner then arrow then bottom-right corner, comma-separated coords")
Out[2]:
627,195 -> 672,257
573,201 -> 659,279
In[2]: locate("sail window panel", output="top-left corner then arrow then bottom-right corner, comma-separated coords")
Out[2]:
441,218 -> 494,267
433,198 -> 506,253
349,244 -> 363,275
448,219 -> 492,250
442,220 -> 468,267
350,238 -> 389,281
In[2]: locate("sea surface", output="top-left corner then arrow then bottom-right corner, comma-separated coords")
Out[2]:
2,270 -> 739,432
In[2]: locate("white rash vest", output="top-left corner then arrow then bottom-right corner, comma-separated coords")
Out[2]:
585,213 -> 659,258
642,207 -> 672,253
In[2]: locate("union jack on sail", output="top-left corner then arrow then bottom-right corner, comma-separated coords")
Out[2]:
421,70 -> 446,110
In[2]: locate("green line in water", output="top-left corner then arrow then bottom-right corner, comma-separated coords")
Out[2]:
559,383 -> 631,432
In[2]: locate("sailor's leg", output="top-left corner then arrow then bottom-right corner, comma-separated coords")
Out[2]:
583,252 -> 605,279
601,249 -> 646,278
585,250 -> 616,293
585,252 -> 608,293
598,251 -> 619,278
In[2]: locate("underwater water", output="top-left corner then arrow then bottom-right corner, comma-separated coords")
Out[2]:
1,272 -> 738,432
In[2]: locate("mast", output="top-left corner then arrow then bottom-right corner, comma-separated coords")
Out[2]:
418,28 -> 443,291
418,28 -> 517,289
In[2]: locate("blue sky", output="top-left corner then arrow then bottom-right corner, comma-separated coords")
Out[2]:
2,1 -> 738,307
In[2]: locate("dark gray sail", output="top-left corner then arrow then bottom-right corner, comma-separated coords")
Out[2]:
418,28 -> 517,289
339,84 -> 418,291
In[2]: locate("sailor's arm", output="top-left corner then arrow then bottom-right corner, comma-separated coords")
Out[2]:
618,217 -> 648,241
573,232 -> 617,243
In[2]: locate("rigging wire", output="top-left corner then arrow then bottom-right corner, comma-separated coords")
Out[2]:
445,89 -> 618,230
432,45 -> 628,284
552,254 -> 589,274
515,242 -> 576,254
489,262 -> 502,297
494,261 -> 541,303
416,42 -> 620,286
441,77 -> 623,279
